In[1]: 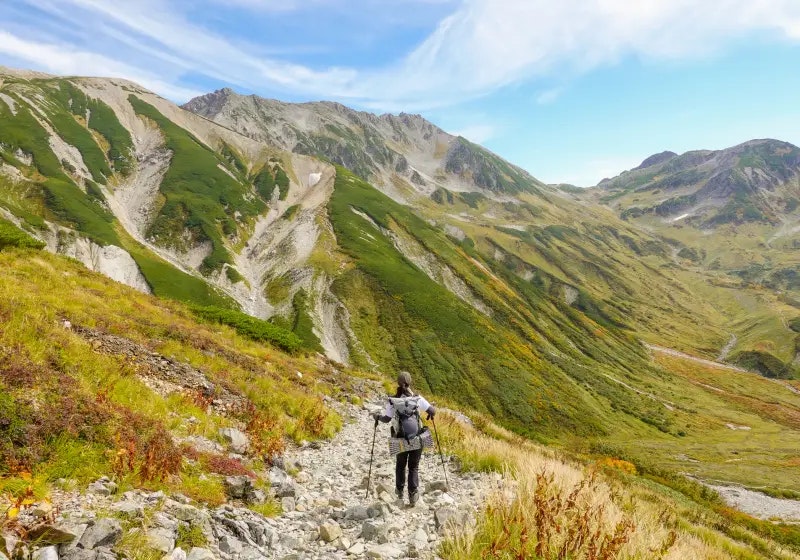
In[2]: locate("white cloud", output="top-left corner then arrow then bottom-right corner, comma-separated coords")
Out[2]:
450,123 -> 495,144
549,156 -> 645,188
0,30 -> 203,101
6,0 -> 800,107
370,0 -> 800,105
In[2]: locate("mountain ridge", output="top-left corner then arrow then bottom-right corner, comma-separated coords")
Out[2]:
183,87 -> 547,201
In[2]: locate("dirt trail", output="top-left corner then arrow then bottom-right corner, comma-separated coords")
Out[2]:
645,343 -> 747,372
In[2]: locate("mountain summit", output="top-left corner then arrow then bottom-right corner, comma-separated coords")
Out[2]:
184,89 -> 545,199
598,139 -> 800,226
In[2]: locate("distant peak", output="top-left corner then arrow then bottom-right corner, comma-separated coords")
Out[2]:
636,151 -> 677,170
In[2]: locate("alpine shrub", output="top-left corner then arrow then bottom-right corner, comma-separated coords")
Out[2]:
189,305 -> 302,353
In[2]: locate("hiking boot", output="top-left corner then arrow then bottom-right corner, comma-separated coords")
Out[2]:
395,488 -> 404,501
409,490 -> 419,506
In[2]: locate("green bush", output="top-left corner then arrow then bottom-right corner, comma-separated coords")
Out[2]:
253,166 -> 276,200
54,81 -> 134,175
42,178 -> 119,246
0,219 -> 44,250
291,290 -> 323,352
126,245 -> 235,309
189,306 -> 302,353
732,350 -> 790,379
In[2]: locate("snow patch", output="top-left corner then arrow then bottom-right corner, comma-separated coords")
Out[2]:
308,172 -> 322,187
564,285 -> 579,305
670,213 -> 691,222
350,207 -> 382,232
217,163 -> 238,180
724,423 -> 751,431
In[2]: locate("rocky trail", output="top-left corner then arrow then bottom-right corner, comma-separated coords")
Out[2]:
265,397 -> 496,559
17,378 -> 496,560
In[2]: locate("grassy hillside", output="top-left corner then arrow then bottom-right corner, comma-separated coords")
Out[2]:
436,410 -> 800,559
0,73 -> 269,309
2,239 -> 799,559
583,140 -> 800,372
0,245 -> 343,507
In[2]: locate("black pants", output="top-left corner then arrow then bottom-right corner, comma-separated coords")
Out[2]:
396,448 -> 423,494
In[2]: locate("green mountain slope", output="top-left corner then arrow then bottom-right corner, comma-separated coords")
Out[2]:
183,88 -> 548,198
3,69 -> 800,499
587,139 -> 800,374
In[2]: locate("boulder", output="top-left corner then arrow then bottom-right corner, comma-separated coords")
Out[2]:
110,500 -> 144,519
425,480 -> 449,493
60,550 -> 97,560
366,503 -> 387,519
219,427 -> 249,454
146,527 -> 176,553
347,542 -> 365,555
224,475 -> 252,499
434,507 -> 469,535
86,478 -> 117,496
318,521 -> 342,543
186,548 -> 215,560
78,519 -> 122,549
344,505 -> 369,521
27,524 -> 81,547
218,534 -> 243,554
366,543 -> 403,559
33,546 -> 58,560
281,497 -> 296,512
94,549 -> 117,560
166,548 -> 187,560
360,520 -> 389,543
164,501 -> 207,524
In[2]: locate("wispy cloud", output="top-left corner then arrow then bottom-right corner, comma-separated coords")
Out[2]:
450,124 -> 495,144
0,30 -> 203,100
535,87 -> 563,105
5,0 -> 800,107
549,156 -> 645,188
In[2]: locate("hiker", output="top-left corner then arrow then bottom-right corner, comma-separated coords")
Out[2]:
372,371 -> 435,506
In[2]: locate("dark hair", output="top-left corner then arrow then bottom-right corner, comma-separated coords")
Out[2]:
395,371 -> 413,398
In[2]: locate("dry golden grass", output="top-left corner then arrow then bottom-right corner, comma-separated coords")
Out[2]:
437,413 -> 796,560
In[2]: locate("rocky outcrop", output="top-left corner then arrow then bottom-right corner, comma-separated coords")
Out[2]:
69,323 -> 246,414
183,89 -> 546,199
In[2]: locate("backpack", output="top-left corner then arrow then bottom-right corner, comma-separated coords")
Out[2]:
388,396 -> 422,440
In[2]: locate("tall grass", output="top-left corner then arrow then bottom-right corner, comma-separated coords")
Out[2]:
437,412 -> 796,560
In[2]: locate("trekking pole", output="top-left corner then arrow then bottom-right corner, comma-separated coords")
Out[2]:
430,416 -> 449,490
365,419 -> 378,499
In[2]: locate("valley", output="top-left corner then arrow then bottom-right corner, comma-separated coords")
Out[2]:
1,65 -> 800,559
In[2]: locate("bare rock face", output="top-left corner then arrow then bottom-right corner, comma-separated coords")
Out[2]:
183,88 -> 544,197
598,139 -> 800,226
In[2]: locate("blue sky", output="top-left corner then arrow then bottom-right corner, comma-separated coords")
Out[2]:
3,0 -> 800,186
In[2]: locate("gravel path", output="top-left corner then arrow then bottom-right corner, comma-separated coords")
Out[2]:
267,395 -> 498,559
707,484 -> 800,522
